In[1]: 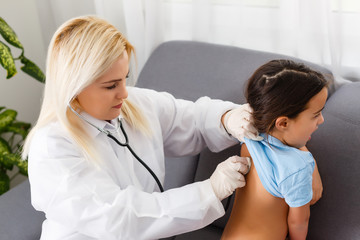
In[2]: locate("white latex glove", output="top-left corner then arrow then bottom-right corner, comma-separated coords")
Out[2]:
210,156 -> 251,201
223,103 -> 263,142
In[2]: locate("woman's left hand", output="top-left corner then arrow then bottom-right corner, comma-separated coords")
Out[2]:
311,161 -> 323,205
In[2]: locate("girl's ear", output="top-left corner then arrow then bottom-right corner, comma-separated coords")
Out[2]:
275,116 -> 289,131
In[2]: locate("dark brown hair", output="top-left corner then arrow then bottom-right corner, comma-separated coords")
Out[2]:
246,59 -> 328,134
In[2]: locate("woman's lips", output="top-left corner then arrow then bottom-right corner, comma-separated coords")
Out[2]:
113,103 -> 122,109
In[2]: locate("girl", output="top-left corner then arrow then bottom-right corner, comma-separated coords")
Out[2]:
222,59 -> 328,240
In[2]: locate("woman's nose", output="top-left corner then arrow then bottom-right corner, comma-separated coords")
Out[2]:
116,84 -> 128,99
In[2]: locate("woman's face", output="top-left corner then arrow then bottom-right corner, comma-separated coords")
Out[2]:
283,87 -> 328,148
77,51 -> 129,121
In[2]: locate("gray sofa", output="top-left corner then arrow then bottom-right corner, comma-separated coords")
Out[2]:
1,41 -> 359,240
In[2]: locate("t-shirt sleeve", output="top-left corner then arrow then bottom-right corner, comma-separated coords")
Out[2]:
279,167 -> 313,208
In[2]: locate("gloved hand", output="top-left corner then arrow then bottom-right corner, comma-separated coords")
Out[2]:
223,103 -> 263,142
210,156 -> 251,201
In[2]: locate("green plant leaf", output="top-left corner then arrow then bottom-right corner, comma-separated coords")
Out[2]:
0,137 -> 11,154
0,41 -> 17,79
0,138 -> 13,171
0,17 -> 23,49
20,56 -> 45,83
0,109 -> 17,130
10,121 -> 31,131
4,121 -> 31,139
0,153 -> 14,171
0,170 -> 10,195
2,153 -> 27,175
12,154 -> 27,176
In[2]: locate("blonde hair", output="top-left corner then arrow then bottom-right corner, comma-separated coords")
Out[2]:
22,16 -> 150,161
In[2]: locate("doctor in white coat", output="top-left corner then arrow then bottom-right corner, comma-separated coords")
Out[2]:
22,16 -> 262,240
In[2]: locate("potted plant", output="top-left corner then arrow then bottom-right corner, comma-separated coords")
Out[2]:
0,16 -> 45,195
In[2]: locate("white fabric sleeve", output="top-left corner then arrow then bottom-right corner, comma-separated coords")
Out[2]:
128,87 -> 239,157
28,127 -> 224,239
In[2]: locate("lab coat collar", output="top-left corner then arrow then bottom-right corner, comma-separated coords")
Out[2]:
79,112 -> 122,138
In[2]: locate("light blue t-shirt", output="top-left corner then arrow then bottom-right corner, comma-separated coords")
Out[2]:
244,133 -> 315,207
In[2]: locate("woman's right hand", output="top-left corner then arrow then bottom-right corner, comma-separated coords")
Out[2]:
222,104 -> 263,142
210,156 -> 250,201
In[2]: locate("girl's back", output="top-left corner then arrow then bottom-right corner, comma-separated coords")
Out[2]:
221,144 -> 289,240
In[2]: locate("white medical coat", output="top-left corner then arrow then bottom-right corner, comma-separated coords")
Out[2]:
28,87 -> 239,240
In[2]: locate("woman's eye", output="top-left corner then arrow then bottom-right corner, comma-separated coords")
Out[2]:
106,83 -> 118,90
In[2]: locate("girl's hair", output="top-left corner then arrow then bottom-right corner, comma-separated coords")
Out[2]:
246,59 -> 328,134
22,16 -> 150,161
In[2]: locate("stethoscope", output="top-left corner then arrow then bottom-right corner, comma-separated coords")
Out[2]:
68,104 -> 164,192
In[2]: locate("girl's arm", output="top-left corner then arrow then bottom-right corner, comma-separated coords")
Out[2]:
310,160 -> 323,205
300,146 -> 323,205
288,203 -> 310,240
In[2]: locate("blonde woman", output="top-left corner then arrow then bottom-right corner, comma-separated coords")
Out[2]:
22,16 -> 260,239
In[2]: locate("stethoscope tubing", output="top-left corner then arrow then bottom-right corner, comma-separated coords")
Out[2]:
68,104 -> 164,192
106,122 -> 164,192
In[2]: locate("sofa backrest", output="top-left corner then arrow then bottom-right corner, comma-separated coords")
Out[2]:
137,40 -> 336,229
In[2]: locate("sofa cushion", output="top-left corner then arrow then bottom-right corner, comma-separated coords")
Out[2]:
162,156 -> 199,190
307,82 -> 360,240
0,180 -> 45,240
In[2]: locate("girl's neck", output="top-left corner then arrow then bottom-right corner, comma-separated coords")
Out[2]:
268,130 -> 306,151
268,130 -> 290,147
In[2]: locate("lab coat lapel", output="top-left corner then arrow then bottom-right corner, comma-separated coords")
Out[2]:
96,134 -> 134,189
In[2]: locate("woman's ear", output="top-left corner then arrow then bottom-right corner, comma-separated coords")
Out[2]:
275,116 -> 289,131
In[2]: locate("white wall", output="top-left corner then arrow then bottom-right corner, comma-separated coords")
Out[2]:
0,0 -> 125,188
1,0 -> 124,124
0,0 -> 46,124
35,0 -> 97,51
0,0 -> 46,187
